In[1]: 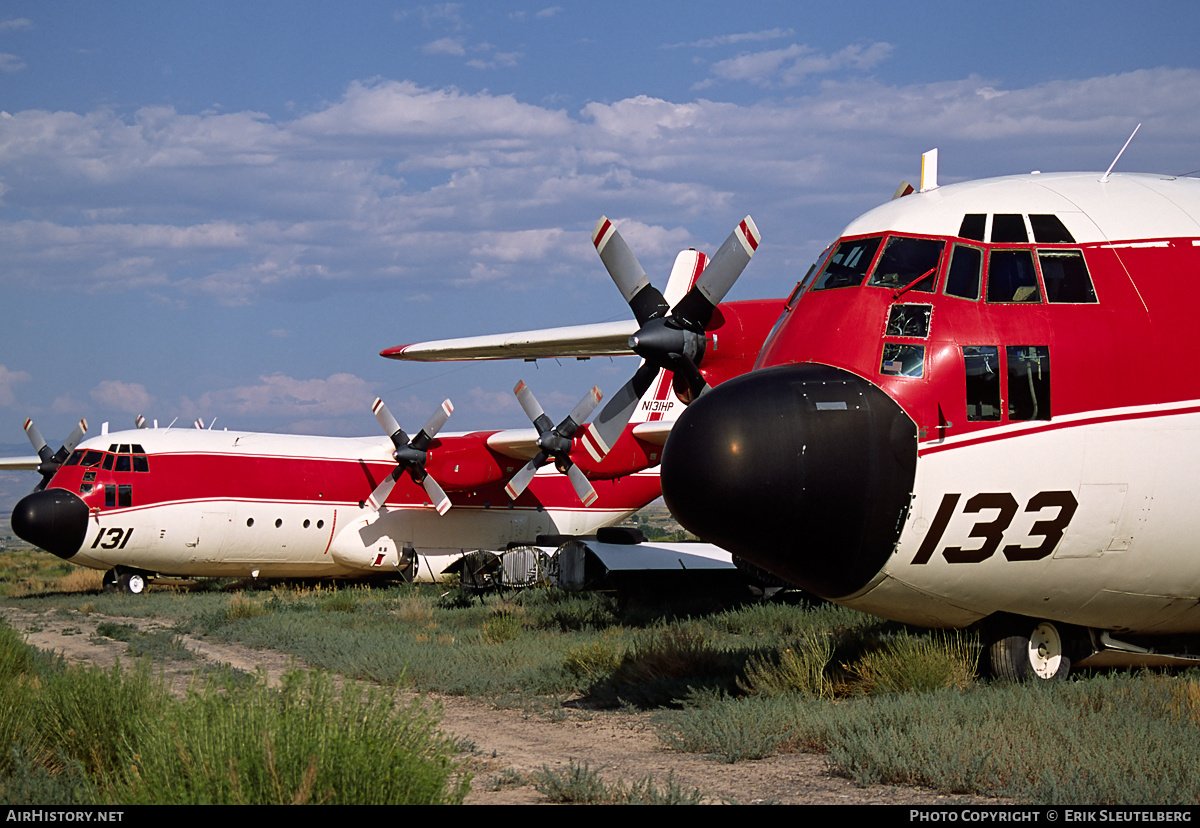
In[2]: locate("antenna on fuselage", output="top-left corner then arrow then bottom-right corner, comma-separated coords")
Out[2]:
1100,124 -> 1141,183
919,148 -> 938,192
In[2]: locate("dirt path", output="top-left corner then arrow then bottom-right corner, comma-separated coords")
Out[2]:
0,605 -> 1001,805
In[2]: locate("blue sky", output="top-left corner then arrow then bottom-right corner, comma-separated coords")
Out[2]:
3,1 -> 1200,500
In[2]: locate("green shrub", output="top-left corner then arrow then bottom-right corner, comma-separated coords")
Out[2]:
109,670 -> 470,805
738,635 -> 834,699
531,761 -> 704,804
846,631 -> 979,695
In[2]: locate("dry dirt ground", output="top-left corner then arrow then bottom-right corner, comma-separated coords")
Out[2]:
0,604 -> 1004,806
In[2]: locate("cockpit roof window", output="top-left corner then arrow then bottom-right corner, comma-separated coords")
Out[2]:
811,236 -> 881,291
958,214 -> 986,241
1030,214 -> 1076,244
991,214 -> 1029,243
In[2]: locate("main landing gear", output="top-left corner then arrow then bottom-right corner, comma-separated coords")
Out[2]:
983,616 -> 1082,681
102,567 -> 151,595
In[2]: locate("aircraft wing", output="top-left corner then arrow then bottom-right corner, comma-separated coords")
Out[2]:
0,456 -> 40,471
381,321 -> 638,362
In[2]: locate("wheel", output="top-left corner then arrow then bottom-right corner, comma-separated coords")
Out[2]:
117,572 -> 147,595
102,568 -> 120,593
987,620 -> 1070,681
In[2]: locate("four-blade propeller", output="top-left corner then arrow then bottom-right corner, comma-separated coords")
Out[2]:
24,418 -> 88,492
505,381 -> 602,506
367,397 -> 454,515
585,215 -> 760,459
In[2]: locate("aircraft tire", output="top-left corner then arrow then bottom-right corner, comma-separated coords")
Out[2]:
987,620 -> 1070,681
117,572 -> 147,595
102,568 -> 120,593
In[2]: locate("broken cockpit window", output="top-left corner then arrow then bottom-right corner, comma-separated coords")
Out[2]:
885,304 -> 932,338
812,237 -> 881,290
880,343 -> 925,378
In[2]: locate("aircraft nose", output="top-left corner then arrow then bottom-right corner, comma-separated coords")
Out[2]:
661,363 -> 918,599
11,488 -> 90,560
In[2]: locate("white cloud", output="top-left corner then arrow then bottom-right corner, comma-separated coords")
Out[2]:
423,37 -> 465,56
91,380 -> 154,414
703,41 -> 894,88
2,67 -> 1200,309
0,53 -> 25,73
197,373 -> 376,419
0,365 -> 31,407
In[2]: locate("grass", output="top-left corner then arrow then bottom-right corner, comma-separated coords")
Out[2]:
531,761 -> 706,804
4,545 -> 1200,804
0,619 -> 470,805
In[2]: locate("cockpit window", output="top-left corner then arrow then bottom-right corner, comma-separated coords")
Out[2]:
987,250 -> 1041,303
945,244 -> 983,300
787,244 -> 834,308
867,236 -> 944,291
1039,250 -> 1097,303
812,237 -> 881,291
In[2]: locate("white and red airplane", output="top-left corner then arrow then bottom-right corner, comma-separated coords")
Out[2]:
387,157 -> 1200,679
2,375 -> 677,593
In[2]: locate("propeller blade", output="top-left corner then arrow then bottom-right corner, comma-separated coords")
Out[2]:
566,463 -> 599,507
669,216 -> 760,330
513,381 -> 552,433
592,216 -> 669,326
60,419 -> 87,459
504,455 -> 543,501
583,362 -> 659,462
367,469 -> 400,511
419,399 -> 453,440
23,419 -> 52,464
372,398 -> 405,444
561,386 -> 602,439
135,415 -> 148,429
367,398 -> 454,514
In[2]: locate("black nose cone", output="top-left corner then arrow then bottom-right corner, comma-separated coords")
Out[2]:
12,488 -> 90,560
661,363 -> 917,599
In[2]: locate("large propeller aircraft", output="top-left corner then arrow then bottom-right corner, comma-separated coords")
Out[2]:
2,369 -> 682,593
386,156 -> 1200,680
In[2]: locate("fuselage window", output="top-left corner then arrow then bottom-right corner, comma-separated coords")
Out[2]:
880,343 -> 925,378
1039,250 -> 1097,303
1007,346 -> 1051,420
963,346 -> 1001,421
789,244 -> 834,307
986,250 -> 1041,303
118,485 -> 132,508
885,304 -> 932,338
944,244 -> 983,300
867,236 -> 944,292
114,455 -> 132,473
1029,214 -> 1075,244
812,236 -> 881,290
101,454 -> 115,471
132,455 -> 150,472
991,214 -> 1029,243
80,451 -> 103,468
